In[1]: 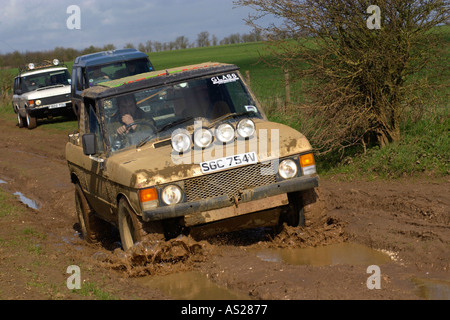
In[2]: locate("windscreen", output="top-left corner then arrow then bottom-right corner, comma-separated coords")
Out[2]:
20,69 -> 71,93
101,71 -> 261,152
87,58 -> 152,86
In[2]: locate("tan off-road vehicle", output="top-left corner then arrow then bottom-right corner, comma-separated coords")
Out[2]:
65,62 -> 319,251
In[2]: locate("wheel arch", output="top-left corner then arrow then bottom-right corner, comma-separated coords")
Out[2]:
116,192 -> 139,215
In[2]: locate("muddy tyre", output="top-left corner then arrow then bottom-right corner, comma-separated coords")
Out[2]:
75,183 -> 106,243
282,192 -> 306,227
118,198 -> 164,251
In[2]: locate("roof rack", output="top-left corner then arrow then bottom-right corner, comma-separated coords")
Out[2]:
18,59 -> 66,74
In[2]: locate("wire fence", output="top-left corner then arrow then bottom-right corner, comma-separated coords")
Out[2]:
241,66 -> 308,120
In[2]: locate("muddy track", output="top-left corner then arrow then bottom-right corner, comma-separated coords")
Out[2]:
0,116 -> 448,300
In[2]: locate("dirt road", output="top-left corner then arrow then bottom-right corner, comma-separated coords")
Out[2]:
0,116 -> 448,301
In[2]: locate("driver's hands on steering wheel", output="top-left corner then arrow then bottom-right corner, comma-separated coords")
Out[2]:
117,114 -> 136,135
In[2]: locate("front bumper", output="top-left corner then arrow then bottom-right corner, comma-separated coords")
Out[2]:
28,101 -> 73,118
142,174 -> 319,222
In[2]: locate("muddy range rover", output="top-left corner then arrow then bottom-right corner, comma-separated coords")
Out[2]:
13,60 -> 72,129
66,62 -> 319,251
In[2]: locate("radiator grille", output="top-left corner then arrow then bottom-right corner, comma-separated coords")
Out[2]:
184,162 -> 276,202
40,93 -> 71,106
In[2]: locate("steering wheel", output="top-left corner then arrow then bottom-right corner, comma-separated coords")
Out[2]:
112,120 -> 158,151
122,120 -> 158,134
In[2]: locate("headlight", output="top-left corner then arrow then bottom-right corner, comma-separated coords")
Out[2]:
278,159 -> 298,179
237,119 -> 255,138
161,185 -> 183,205
193,128 -> 213,148
215,123 -> 235,143
35,100 -> 41,106
171,130 -> 191,153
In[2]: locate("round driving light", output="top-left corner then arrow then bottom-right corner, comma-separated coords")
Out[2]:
193,128 -> 213,148
35,100 -> 41,106
53,59 -> 59,66
278,159 -> 298,179
171,130 -> 191,153
28,63 -> 35,70
161,185 -> 183,205
237,119 -> 255,138
215,123 -> 235,143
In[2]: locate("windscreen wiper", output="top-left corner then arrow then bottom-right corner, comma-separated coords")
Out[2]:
137,133 -> 158,149
209,111 -> 254,127
158,117 -> 194,133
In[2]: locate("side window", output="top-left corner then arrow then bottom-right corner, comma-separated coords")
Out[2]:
76,68 -> 83,91
86,99 -> 105,153
19,78 -> 28,93
226,80 -> 258,115
71,68 -> 77,92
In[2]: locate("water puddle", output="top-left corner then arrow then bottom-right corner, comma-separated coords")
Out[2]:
13,192 -> 41,210
0,177 -> 40,210
412,278 -> 450,300
256,243 -> 392,266
140,271 -> 250,300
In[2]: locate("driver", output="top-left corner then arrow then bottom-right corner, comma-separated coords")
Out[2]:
116,94 -> 154,135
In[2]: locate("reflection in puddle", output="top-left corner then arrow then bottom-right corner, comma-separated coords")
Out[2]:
13,192 -> 41,210
256,243 -> 392,266
0,179 -> 6,184
140,271 -> 250,300
412,278 -> 450,300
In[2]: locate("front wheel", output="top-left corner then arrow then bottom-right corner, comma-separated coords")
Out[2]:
17,112 -> 26,128
118,198 -> 164,251
75,183 -> 107,243
281,192 -> 305,227
26,109 -> 37,129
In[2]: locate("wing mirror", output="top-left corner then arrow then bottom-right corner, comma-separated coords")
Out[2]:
82,133 -> 97,155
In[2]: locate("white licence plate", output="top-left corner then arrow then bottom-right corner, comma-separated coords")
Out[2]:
48,103 -> 66,109
200,152 -> 257,173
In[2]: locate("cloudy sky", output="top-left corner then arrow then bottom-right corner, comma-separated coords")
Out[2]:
0,0 -> 269,54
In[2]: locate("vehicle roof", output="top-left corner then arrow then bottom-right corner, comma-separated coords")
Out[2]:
73,49 -> 149,67
82,62 -> 240,100
17,67 -> 69,78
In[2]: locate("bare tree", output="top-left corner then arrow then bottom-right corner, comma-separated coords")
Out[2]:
211,34 -> 218,46
196,31 -> 211,47
123,43 -> 135,49
235,0 -> 449,153
175,36 -> 190,50
153,41 -> 163,52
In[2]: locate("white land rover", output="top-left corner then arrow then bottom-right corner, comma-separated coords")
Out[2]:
12,60 -> 73,129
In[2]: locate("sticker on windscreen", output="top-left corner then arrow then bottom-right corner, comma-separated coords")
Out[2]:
245,105 -> 258,113
211,73 -> 239,85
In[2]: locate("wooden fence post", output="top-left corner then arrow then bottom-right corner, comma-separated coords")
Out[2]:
284,68 -> 291,106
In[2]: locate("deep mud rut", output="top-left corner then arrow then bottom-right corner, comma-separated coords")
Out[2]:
0,116 -> 448,300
